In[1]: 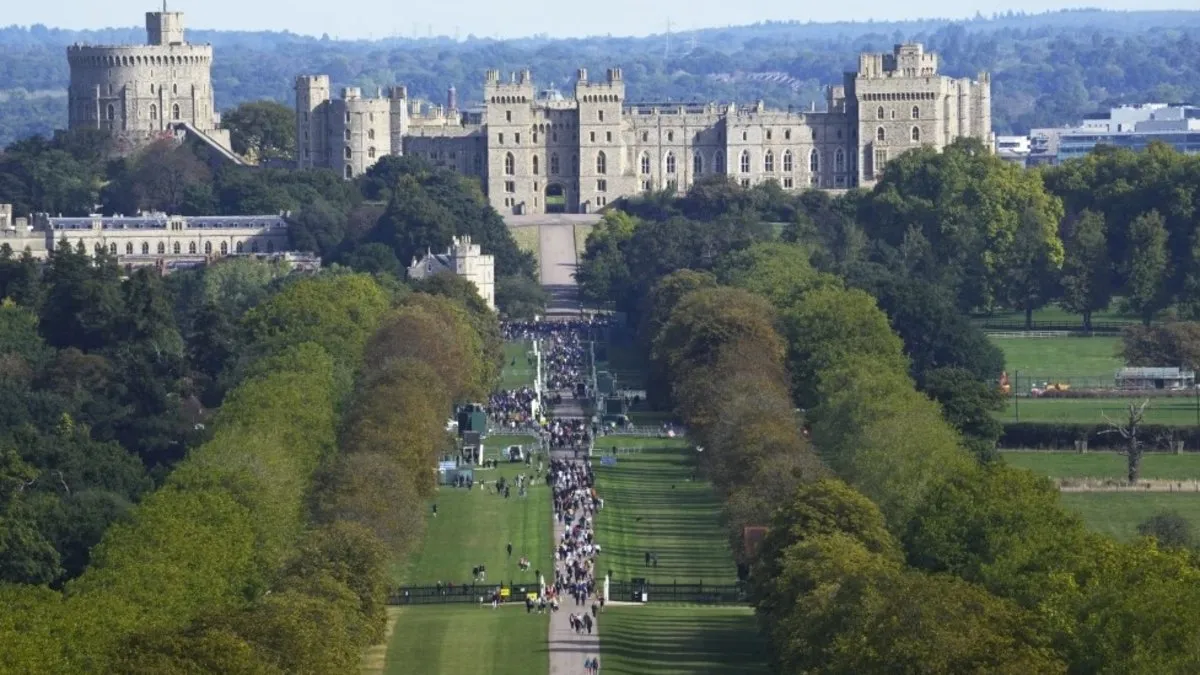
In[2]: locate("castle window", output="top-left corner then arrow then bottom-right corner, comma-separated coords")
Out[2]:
220,242 -> 228,255
109,243 -> 117,255
345,166 -> 353,179
368,129 -> 375,140
911,127 -> 920,142
739,150 -> 750,174
835,148 -> 845,172
499,133 -> 504,144
642,131 -> 648,142
172,83 -> 178,95
533,132 -> 538,142
369,113 -> 374,122
515,133 -> 521,144
589,131 -> 596,143
533,155 -> 540,175
345,146 -> 352,159
876,127 -> 886,142
766,130 -> 773,141
876,106 -> 884,120
504,152 -> 515,175
693,153 -> 703,176
741,131 -> 748,141
142,242 -> 149,254
891,110 -> 896,119
173,242 -> 181,254
252,241 -> 260,253
810,149 -> 820,173
783,177 -> 794,189
157,242 -> 165,254
715,151 -> 725,173
642,180 -> 651,191
598,110 -> 604,122
125,243 -> 133,255
368,147 -> 376,159
911,105 -> 920,119
640,153 -> 650,175
785,129 -> 791,140
764,150 -> 774,173
150,84 -> 155,94
812,129 -> 818,141
188,242 -> 197,254
551,153 -> 560,174
204,241 -> 212,254
505,181 -> 515,193
345,129 -> 352,141
597,179 -> 607,192
106,104 -> 115,121
783,150 -> 793,173
667,131 -> 674,142
149,104 -> 158,120
596,151 -> 607,175
345,112 -> 351,123
665,152 -> 676,175
236,241 -> 244,253
606,131 -> 612,142
172,104 -> 180,120
506,110 -> 512,122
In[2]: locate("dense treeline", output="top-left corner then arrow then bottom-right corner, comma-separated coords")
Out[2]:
3,10 -> 1200,145
632,230 -> 1200,673
0,131 -> 542,316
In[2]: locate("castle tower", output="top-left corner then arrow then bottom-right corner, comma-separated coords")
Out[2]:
484,68 -> 537,214
575,67 -> 629,211
66,9 -> 218,155
295,75 -> 331,169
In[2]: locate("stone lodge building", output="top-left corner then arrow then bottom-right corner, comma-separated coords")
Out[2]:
406,236 -> 496,310
67,9 -> 240,161
296,43 -> 992,215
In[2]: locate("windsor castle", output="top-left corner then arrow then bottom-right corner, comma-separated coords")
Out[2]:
62,8 -> 993,216
298,43 -> 992,215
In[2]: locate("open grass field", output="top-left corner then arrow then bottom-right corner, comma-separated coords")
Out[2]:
999,396 -> 1200,425
594,443 -> 738,584
1004,451 -> 1200,480
1059,492 -> 1200,541
500,341 -> 536,389
382,606 -> 548,675
991,335 -> 1123,379
599,605 -> 769,675
510,226 -> 541,265
395,480 -> 552,586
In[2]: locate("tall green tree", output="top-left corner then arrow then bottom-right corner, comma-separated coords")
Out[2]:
222,101 -> 296,162
1059,210 -> 1113,331
1124,210 -> 1169,325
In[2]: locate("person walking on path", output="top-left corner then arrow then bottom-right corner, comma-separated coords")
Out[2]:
507,542 -> 513,557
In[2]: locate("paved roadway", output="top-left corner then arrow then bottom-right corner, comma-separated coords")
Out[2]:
505,214 -> 601,316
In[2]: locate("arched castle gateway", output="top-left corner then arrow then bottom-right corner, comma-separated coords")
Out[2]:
67,8 -> 236,158
297,43 -> 993,214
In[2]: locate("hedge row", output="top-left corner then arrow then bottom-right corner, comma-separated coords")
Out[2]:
1000,422 -> 1200,450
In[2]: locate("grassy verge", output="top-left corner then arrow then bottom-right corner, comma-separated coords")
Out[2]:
594,442 -> 737,584
383,606 -> 548,675
1003,451 -> 1200,480
599,605 -> 769,674
510,226 -> 541,266
573,223 -> 594,259
500,341 -> 536,390
1060,492 -> 1200,541
991,335 -> 1123,379
395,480 -> 551,587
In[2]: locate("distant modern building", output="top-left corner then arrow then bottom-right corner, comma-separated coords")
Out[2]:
406,236 -> 496,310
1115,367 -> 1196,391
995,135 -> 1031,166
66,8 -> 242,162
297,43 -> 993,213
1026,104 -> 1200,166
0,204 -> 306,271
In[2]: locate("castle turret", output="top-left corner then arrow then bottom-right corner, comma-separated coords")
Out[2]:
447,85 -> 458,112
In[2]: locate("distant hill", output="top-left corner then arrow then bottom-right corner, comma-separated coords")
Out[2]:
2,9 -> 1199,147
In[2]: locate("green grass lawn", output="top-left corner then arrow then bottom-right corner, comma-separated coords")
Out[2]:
594,443 -> 738,584
991,335 -> 1123,380
396,481 -> 552,586
599,605 -> 769,675
999,396 -> 1200,425
1059,492 -> 1200,541
383,606 -> 548,675
510,226 -> 541,265
1004,451 -> 1200,480
500,341 -> 536,390
573,223 -> 594,258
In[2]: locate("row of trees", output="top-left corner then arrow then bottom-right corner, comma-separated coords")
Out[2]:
634,233 -> 1200,671
0,273 -> 396,671
589,139 -> 1200,330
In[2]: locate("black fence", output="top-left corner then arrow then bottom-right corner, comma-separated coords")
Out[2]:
388,582 -> 542,605
977,319 -> 1134,334
609,580 -> 748,605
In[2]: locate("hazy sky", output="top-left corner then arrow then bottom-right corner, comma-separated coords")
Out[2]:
11,0 -> 1191,40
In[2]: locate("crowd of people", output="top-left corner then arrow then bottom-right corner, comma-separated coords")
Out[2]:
487,386 -> 539,429
549,457 -> 603,614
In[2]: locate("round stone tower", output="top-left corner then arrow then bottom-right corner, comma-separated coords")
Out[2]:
67,10 -> 217,154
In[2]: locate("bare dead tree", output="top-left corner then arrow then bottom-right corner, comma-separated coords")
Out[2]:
1102,399 -> 1150,483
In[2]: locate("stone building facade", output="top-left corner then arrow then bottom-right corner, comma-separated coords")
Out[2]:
406,236 -> 496,310
0,205 -> 292,269
67,9 -> 234,157
296,43 -> 992,214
